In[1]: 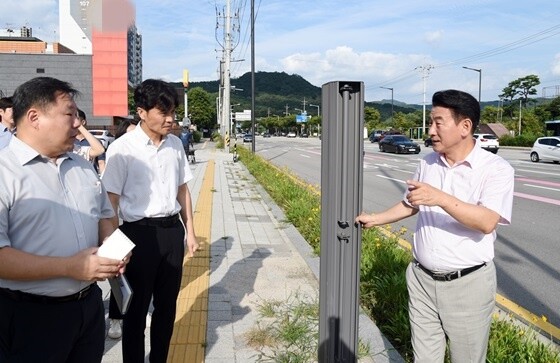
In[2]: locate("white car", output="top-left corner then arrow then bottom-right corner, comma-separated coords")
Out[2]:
530,136 -> 560,163
473,133 -> 499,154
89,129 -> 115,149
286,132 -> 296,138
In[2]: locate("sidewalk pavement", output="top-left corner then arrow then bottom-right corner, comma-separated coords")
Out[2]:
100,142 -> 404,362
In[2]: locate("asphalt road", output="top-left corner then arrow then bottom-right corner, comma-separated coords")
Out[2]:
248,135 -> 560,328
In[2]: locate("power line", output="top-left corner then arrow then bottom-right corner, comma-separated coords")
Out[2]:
436,23 -> 560,69
364,23 -> 560,95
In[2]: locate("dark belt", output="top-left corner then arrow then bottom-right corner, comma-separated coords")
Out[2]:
415,261 -> 486,281
0,284 -> 93,303
129,214 -> 180,228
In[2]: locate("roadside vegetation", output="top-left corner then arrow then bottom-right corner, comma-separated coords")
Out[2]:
237,146 -> 560,362
245,292 -> 371,362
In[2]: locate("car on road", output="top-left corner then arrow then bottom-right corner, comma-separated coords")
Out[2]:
243,133 -> 253,143
262,132 -> 271,138
369,130 -> 384,143
287,132 -> 297,138
473,133 -> 499,154
378,135 -> 421,154
300,133 -> 309,138
424,137 -> 433,147
530,136 -> 560,163
89,129 -> 115,149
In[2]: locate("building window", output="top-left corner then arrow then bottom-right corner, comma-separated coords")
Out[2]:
36,68 -> 45,73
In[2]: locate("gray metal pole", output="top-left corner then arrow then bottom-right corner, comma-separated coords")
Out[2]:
250,0 -> 256,153
462,66 -> 482,103
319,81 -> 364,362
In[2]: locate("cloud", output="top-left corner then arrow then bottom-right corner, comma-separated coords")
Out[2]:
279,46 -> 429,87
424,30 -> 444,45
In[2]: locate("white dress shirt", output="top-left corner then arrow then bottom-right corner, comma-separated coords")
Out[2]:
102,124 -> 193,222
405,142 -> 514,272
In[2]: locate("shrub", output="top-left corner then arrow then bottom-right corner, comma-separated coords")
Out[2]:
499,133 -> 539,147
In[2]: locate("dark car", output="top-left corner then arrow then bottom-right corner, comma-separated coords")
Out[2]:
243,133 -> 253,143
424,138 -> 433,147
262,132 -> 271,138
379,135 -> 421,154
369,130 -> 384,143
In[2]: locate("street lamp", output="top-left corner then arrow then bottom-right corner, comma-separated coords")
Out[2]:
462,66 -> 482,103
309,104 -> 320,116
379,86 -> 394,121
309,104 -> 321,137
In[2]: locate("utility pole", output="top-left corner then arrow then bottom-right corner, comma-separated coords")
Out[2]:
518,99 -> 522,136
221,0 -> 232,138
417,65 -> 434,138
216,0 -> 240,140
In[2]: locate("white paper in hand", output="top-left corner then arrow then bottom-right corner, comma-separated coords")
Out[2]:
97,228 -> 135,260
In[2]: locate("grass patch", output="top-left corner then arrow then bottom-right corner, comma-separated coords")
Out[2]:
246,292 -> 370,362
237,146 -> 559,362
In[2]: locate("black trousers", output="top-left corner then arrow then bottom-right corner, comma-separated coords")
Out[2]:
0,284 -> 105,363
108,291 -> 123,319
120,219 -> 185,363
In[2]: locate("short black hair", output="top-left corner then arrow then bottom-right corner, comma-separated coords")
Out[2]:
115,119 -> 135,139
0,96 -> 12,122
432,90 -> 480,133
134,79 -> 178,115
12,77 -> 79,126
78,108 -> 87,121
0,96 -> 13,111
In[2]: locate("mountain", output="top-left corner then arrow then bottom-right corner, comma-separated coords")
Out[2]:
176,71 -> 419,119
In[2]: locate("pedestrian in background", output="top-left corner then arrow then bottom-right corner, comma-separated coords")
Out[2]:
114,118 -> 137,139
73,109 -> 106,172
356,89 -> 514,363
0,77 -> 126,362
102,79 -> 199,362
106,117 -> 137,340
0,96 -> 14,149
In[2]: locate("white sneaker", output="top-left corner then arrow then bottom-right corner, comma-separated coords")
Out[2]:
108,319 -> 122,339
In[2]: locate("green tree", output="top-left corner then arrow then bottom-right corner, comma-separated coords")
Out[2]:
546,96 -> 560,119
128,88 -> 135,115
187,87 -> 216,131
403,110 -> 422,127
364,107 -> 381,133
520,108 -> 545,136
307,115 -> 321,135
393,112 -> 416,133
480,106 -> 501,124
175,104 -> 185,121
500,75 -> 540,107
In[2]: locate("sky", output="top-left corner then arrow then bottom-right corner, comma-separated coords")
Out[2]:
3,0 -> 560,104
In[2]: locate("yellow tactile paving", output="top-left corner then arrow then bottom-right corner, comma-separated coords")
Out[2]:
168,159 -> 215,363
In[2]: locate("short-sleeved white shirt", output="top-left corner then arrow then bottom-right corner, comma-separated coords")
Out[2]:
102,124 -> 193,222
405,142 -> 514,272
0,136 -> 115,295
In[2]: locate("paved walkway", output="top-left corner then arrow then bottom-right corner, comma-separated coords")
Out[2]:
100,143 -> 403,362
